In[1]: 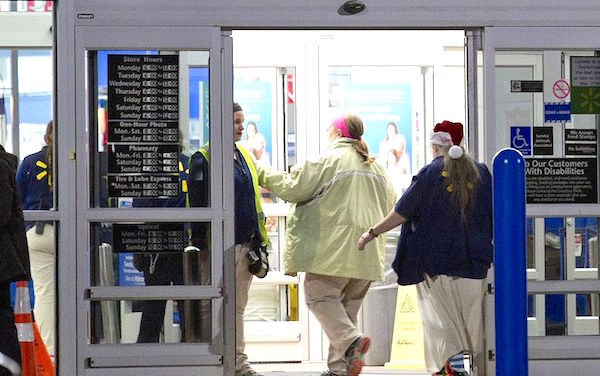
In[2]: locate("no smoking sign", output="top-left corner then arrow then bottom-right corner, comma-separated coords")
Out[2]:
553,79 -> 570,99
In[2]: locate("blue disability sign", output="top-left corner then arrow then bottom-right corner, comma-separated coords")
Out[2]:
510,126 -> 532,156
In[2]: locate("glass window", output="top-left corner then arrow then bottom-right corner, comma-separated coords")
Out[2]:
0,1 -> 53,12
1,49 -> 54,210
234,68 -> 277,171
1,46 -> 55,356
18,50 -> 52,158
0,50 -> 10,151
89,221 -> 213,344
0,49 -> 53,163
90,222 -> 212,288
327,65 -> 427,197
234,67 -> 301,324
89,50 -> 210,208
574,217 -> 598,270
526,216 -> 600,336
90,299 -> 211,344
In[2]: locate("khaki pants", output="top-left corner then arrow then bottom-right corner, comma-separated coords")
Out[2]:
27,224 -> 56,356
304,273 -> 371,375
416,274 -> 486,376
234,243 -> 254,375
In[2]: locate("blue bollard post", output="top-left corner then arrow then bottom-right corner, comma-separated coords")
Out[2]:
493,148 -> 528,375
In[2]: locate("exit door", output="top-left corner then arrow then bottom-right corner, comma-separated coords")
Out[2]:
65,25 -> 236,376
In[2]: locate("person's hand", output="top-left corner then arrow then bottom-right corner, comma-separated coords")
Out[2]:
357,231 -> 375,251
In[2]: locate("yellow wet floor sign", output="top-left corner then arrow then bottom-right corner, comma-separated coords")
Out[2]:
384,285 -> 426,371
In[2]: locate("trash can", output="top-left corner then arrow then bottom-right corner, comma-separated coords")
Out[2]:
360,232 -> 399,366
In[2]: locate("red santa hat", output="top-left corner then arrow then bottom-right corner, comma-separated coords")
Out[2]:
430,120 -> 464,146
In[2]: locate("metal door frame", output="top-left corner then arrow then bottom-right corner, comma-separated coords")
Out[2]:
57,7 -> 235,373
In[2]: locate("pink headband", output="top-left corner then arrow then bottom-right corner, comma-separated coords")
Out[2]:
332,115 -> 360,140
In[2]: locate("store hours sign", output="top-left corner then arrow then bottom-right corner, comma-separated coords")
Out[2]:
107,54 -> 180,198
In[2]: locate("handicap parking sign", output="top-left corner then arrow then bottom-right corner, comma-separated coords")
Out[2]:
510,126 -> 532,156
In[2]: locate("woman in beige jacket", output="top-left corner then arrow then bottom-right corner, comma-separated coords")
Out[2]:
257,113 -> 396,376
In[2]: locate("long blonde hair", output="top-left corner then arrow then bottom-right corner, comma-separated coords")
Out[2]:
435,144 -> 480,222
343,113 -> 375,165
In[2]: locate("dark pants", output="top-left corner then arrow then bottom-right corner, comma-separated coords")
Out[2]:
137,254 -> 184,343
0,283 -> 20,376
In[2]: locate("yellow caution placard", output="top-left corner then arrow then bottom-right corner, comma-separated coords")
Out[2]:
384,285 -> 426,371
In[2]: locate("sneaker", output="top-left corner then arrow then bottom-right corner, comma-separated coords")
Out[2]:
432,362 -> 455,376
321,370 -> 347,376
444,361 -> 470,376
344,335 -> 371,376
239,369 -> 263,376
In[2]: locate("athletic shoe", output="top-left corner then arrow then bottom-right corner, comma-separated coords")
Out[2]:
239,369 -> 263,376
432,362 -> 457,376
321,370 -> 347,376
344,335 -> 371,376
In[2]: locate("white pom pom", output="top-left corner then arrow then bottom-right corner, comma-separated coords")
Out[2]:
448,145 -> 464,159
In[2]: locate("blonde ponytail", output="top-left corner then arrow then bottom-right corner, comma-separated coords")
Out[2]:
343,113 -> 375,165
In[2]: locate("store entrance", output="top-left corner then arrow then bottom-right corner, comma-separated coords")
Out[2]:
231,29 -> 471,371
56,16 -> 476,376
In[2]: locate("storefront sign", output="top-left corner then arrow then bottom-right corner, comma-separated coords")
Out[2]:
107,174 -> 180,198
107,54 -> 180,198
570,56 -> 600,114
533,127 -> 553,156
525,158 -> 597,203
565,129 -> 597,142
107,144 -> 179,174
108,120 -> 179,143
113,223 -> 186,253
544,102 -> 571,123
565,129 -> 597,157
565,143 -> 597,156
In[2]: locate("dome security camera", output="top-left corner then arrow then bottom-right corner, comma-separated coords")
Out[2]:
338,0 -> 366,16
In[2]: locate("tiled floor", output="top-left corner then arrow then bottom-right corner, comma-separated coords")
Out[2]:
254,362 -> 429,376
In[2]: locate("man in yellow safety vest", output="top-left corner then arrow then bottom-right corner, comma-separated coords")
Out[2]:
187,102 -> 268,376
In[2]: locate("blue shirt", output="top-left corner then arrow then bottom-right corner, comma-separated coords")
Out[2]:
188,145 -> 258,246
233,148 -> 259,244
391,156 -> 493,285
16,147 -> 53,231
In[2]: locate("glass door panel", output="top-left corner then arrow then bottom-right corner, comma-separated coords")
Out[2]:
73,26 -> 231,375
326,65 -> 424,197
90,50 -> 211,209
485,26 -> 600,374
493,48 -> 600,336
233,66 -> 301,362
